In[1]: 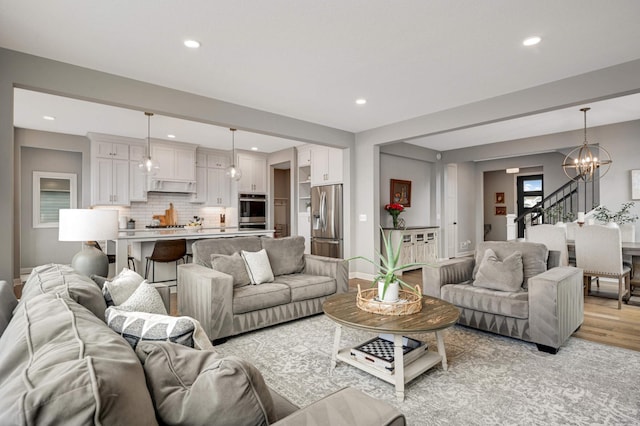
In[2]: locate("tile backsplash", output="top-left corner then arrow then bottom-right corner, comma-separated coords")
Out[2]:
98,193 -> 237,229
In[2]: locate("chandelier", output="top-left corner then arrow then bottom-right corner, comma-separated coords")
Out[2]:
561,107 -> 612,182
225,128 -> 242,181
138,112 -> 159,174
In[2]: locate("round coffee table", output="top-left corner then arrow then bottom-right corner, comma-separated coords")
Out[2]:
323,292 -> 460,401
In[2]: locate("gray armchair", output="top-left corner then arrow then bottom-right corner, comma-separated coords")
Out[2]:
423,241 -> 584,353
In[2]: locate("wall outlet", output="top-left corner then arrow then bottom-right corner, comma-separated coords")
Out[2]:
459,240 -> 472,250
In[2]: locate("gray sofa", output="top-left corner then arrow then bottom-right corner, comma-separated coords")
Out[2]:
178,235 -> 348,341
423,241 -> 584,353
0,264 -> 404,425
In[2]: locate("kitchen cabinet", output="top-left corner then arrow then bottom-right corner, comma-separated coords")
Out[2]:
129,144 -> 147,202
297,145 -> 312,214
237,152 -> 267,193
383,228 -> 439,275
191,149 -> 230,206
150,141 -> 197,182
311,146 -> 343,186
89,133 -> 136,206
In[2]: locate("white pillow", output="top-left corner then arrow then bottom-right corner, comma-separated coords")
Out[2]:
116,281 -> 168,315
103,268 -> 145,305
241,249 -> 274,285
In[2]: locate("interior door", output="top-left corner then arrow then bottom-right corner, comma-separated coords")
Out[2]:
516,174 -> 543,238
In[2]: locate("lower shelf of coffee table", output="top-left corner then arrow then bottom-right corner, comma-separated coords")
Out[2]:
335,347 -> 442,385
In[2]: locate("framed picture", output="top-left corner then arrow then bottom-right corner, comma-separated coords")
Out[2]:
495,192 -> 505,204
495,206 -> 507,216
632,170 -> 640,200
390,179 -> 411,207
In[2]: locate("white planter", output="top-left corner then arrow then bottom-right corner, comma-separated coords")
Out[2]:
377,280 -> 400,302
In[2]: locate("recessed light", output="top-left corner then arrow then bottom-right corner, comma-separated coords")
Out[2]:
43,115 -> 55,121
523,36 -> 541,47
184,39 -> 201,48
355,98 -> 367,105
167,134 -> 176,139
251,147 -> 258,151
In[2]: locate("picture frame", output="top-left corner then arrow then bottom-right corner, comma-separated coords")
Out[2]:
632,170 -> 640,200
495,206 -> 507,216
390,179 -> 411,207
495,192 -> 505,204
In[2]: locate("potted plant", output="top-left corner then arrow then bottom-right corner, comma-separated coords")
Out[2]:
346,227 -> 426,302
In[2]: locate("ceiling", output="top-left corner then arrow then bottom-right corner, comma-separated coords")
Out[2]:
3,0 -> 640,152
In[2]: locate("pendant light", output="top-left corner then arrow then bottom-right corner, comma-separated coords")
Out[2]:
561,107 -> 612,182
138,112 -> 159,175
225,128 -> 242,181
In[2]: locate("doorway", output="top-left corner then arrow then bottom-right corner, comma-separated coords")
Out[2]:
273,167 -> 291,238
516,174 -> 543,238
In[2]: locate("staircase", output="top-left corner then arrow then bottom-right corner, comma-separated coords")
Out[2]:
514,178 -> 599,233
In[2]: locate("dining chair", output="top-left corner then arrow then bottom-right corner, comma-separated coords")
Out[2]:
526,224 -> 569,266
574,224 -> 631,309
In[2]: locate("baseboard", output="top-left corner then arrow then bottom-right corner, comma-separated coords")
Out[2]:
350,271 -> 376,281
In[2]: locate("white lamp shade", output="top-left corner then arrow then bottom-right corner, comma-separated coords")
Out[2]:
58,209 -> 119,241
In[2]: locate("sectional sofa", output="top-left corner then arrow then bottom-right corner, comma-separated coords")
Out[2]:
0,264 -> 404,425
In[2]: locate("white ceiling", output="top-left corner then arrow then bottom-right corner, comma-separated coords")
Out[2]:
3,0 -> 640,151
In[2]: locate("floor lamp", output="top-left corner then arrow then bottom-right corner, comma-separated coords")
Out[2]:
58,209 -> 119,277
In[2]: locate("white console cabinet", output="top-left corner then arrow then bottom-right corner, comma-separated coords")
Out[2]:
383,228 -> 439,275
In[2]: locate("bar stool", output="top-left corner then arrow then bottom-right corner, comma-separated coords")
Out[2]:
144,239 -> 187,283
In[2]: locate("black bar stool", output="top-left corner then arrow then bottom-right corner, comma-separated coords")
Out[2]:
144,239 -> 187,283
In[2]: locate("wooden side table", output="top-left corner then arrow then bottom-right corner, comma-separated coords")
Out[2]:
323,292 -> 460,401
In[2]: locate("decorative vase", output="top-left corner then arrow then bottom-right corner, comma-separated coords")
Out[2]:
392,214 -> 399,229
377,280 -> 400,302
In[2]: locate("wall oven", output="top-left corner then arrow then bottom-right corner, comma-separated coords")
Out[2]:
239,194 -> 267,230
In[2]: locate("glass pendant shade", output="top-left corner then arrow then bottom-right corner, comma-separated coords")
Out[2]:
226,128 -> 242,181
562,107 -> 612,182
138,112 -> 159,175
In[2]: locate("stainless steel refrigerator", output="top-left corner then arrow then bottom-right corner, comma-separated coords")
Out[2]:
311,184 -> 343,258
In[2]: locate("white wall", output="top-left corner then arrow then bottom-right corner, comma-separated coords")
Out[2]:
379,153 -> 431,228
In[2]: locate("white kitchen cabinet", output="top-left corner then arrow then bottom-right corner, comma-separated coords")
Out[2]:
311,146 -> 343,186
237,153 -> 267,193
95,141 -> 129,160
191,149 -> 230,205
93,157 -> 130,205
150,141 -> 197,182
297,144 -> 311,167
383,228 -> 439,275
207,168 -> 230,206
129,144 -> 147,201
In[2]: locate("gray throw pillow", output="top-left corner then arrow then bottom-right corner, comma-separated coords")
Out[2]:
261,236 -> 306,276
210,252 -> 251,287
102,268 -> 145,306
116,281 -> 168,315
135,341 -> 276,426
0,280 -> 18,336
473,249 -> 524,292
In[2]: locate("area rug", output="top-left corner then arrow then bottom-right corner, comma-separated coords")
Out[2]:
214,315 -> 640,425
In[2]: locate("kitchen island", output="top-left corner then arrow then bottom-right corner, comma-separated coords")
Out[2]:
113,227 -> 274,279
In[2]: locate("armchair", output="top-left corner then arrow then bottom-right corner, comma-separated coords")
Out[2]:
423,241 -> 584,353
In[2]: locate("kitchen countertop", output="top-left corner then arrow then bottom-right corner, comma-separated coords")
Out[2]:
113,227 -> 275,271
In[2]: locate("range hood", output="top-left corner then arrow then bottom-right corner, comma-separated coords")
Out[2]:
148,178 -> 196,194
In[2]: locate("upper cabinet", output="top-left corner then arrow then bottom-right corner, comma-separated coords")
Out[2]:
191,148 -> 231,206
129,144 -> 147,202
237,152 -> 267,193
150,140 -> 197,182
311,146 -> 343,186
89,133 -> 140,206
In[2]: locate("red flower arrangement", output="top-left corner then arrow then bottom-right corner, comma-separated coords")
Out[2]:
384,203 -> 405,229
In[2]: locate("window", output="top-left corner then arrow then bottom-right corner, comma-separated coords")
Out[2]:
33,171 -> 77,228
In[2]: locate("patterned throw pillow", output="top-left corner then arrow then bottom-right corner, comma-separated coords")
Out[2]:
473,249 -> 524,292
106,308 -> 214,350
210,252 -> 251,287
116,281 -> 168,315
102,268 -> 145,306
241,249 -> 274,285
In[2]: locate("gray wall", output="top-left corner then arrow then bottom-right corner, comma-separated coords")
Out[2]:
20,146 -> 83,268
379,153 -> 431,228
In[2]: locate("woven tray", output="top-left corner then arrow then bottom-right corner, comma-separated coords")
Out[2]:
356,284 -> 423,316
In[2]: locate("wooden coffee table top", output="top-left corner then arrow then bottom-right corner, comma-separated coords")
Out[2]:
323,292 -> 460,335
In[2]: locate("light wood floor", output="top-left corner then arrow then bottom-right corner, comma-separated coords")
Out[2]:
351,270 -> 640,352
